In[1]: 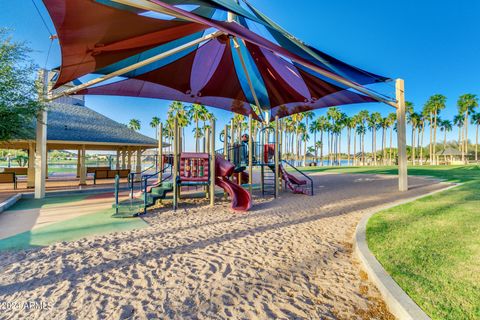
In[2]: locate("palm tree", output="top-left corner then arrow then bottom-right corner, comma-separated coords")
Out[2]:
425,95 -> 447,164
408,112 -> 420,165
387,113 -> 396,165
379,117 -> 390,165
317,116 -> 329,166
188,104 -> 208,152
453,114 -> 464,155
302,111 -> 314,166
356,123 -> 367,165
367,112 -> 381,165
128,119 -> 141,131
309,119 -> 320,164
457,94 -> 479,163
439,119 -> 452,154
167,101 -> 190,151
345,116 -> 356,165
422,101 -> 433,163
418,114 -> 426,165
150,116 -> 160,139
471,113 -> 480,162
357,110 -> 370,165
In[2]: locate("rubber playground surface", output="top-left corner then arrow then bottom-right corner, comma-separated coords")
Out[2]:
0,192 -> 147,251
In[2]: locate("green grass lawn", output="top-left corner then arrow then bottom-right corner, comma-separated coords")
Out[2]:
300,164 -> 480,319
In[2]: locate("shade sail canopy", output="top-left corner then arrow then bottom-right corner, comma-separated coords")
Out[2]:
44,0 -> 392,120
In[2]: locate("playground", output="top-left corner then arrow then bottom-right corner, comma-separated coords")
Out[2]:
0,172 -> 447,319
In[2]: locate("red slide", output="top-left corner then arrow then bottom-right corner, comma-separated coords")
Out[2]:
215,156 -> 252,212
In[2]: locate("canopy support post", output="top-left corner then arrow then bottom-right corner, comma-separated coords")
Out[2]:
158,122 -> 163,182
173,118 -> 179,211
396,79 -> 408,192
34,109 -> 47,199
210,118 -> 216,207
274,115 -> 280,197
248,114 -> 253,196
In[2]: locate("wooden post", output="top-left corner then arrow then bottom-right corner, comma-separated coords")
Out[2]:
158,122 -> 163,182
396,79 -> 408,192
27,142 -> 35,188
76,149 -> 81,177
275,116 -> 280,197
248,114 -> 253,195
34,110 -> 47,199
173,118 -> 179,210
79,145 -> 87,186
210,118 -> 216,207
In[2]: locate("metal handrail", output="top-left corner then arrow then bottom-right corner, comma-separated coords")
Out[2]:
128,164 -> 156,196
282,160 -> 314,196
142,164 -> 172,214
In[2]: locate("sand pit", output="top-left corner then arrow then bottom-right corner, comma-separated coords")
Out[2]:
0,173 -> 448,319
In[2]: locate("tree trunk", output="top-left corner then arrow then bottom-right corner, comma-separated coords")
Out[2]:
464,111 -> 469,164
476,124 -> 479,162
320,131 -> 324,166
353,130 -> 357,166
433,110 -> 438,165
389,127 -> 393,165
420,126 -> 425,165
347,128 -> 351,165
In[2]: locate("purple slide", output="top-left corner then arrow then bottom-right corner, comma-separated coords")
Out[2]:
215,156 -> 252,212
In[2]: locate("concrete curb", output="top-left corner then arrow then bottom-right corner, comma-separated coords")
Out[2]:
0,194 -> 22,213
354,183 -> 460,320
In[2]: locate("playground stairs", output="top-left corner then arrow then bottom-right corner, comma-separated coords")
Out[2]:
112,182 -> 173,218
262,164 -> 276,197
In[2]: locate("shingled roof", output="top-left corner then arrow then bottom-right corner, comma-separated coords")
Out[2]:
1,102 -> 159,151
43,102 -> 157,146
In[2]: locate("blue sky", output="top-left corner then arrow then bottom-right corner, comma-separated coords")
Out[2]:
2,0 -> 480,151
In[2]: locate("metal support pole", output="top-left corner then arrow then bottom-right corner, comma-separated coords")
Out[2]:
396,79 -> 408,192
248,114 -> 253,195
159,122 -> 163,182
230,119 -> 235,162
173,118 -> 179,210
223,125 -> 228,159
275,116 -> 280,197
210,119 -> 216,207
34,110 -> 47,199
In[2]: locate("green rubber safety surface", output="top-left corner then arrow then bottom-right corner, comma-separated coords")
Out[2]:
0,205 -> 147,252
7,195 -> 90,211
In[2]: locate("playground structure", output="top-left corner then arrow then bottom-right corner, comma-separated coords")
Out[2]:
114,114 -> 313,217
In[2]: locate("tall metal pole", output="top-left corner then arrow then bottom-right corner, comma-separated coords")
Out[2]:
396,79 -> 408,192
248,114 -> 253,195
173,118 -> 179,210
274,116 -> 280,197
158,122 -> 163,182
210,119 -> 216,207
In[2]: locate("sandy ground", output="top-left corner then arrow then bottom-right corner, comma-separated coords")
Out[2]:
0,173 -> 448,319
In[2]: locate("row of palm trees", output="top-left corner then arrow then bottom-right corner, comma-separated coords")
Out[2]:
130,93 -> 480,166
129,102 -> 216,152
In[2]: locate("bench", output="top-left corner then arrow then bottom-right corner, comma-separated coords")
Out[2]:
87,166 -> 111,174
93,169 -> 130,184
2,167 -> 28,176
0,173 -> 17,190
